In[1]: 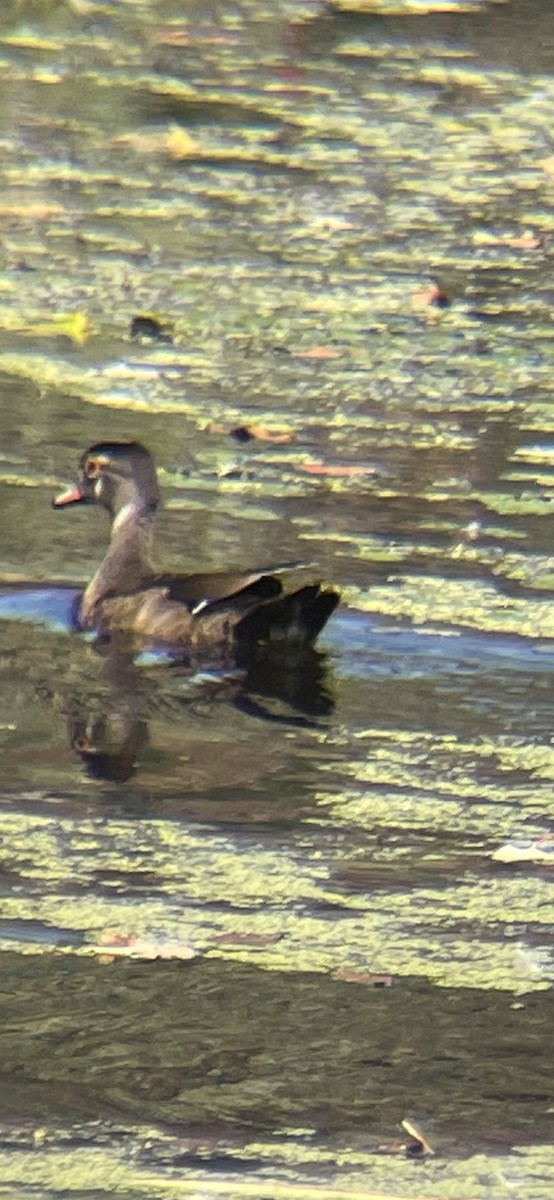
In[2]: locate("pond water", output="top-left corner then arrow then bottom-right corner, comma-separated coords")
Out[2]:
1,0 -> 554,1196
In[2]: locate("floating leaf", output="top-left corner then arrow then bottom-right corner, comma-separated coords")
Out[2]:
298,460 -> 379,477
492,837 -> 554,865
293,346 -> 343,360
473,229 -> 544,250
20,310 -> 93,345
411,282 -> 450,311
89,930 -> 197,960
205,421 -> 296,444
166,123 -> 200,159
150,27 -> 191,46
235,424 -> 296,444
334,968 -> 393,986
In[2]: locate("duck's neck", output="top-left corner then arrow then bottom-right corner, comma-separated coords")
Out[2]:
81,501 -> 156,627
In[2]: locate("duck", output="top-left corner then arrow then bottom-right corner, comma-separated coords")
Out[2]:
53,441 -> 340,653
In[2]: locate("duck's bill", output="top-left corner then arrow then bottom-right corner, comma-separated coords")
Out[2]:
52,484 -> 86,508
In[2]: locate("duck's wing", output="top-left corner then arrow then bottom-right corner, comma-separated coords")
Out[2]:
153,562 -> 309,615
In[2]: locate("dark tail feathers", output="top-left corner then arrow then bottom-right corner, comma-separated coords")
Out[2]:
236,584 -> 339,647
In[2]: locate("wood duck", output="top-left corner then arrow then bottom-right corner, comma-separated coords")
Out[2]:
53,441 -> 340,651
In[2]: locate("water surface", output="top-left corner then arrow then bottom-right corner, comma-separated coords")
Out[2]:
1,0 -> 554,1196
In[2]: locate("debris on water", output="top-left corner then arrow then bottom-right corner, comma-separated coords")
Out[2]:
213,931 -> 284,946
292,345 -> 344,359
401,1118 -> 434,1158
206,421 -> 296,444
411,280 -> 451,312
216,461 -> 253,479
88,931 -> 198,961
450,518 -> 482,557
166,123 -> 200,159
298,459 -> 381,478
473,228 -> 544,251
130,314 -> 173,343
492,836 -> 554,865
334,967 -> 393,986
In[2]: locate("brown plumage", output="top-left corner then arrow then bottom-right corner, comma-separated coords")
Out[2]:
53,441 -> 339,652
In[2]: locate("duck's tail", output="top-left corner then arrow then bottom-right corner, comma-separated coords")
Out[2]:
236,583 -> 340,648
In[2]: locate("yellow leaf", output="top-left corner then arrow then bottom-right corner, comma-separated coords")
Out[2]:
166,123 -> 199,159
49,310 -> 92,345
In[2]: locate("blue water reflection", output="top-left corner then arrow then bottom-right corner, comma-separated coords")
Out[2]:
0,586 -> 81,632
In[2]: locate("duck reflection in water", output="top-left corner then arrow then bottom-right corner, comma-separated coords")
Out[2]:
52,441 -> 339,782
67,631 -> 336,784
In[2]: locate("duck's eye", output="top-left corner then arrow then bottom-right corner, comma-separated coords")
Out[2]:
85,457 -> 101,479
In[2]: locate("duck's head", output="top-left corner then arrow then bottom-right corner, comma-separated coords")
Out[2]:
53,441 -> 160,518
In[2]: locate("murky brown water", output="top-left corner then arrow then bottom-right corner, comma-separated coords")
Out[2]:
1,0 -> 554,1196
